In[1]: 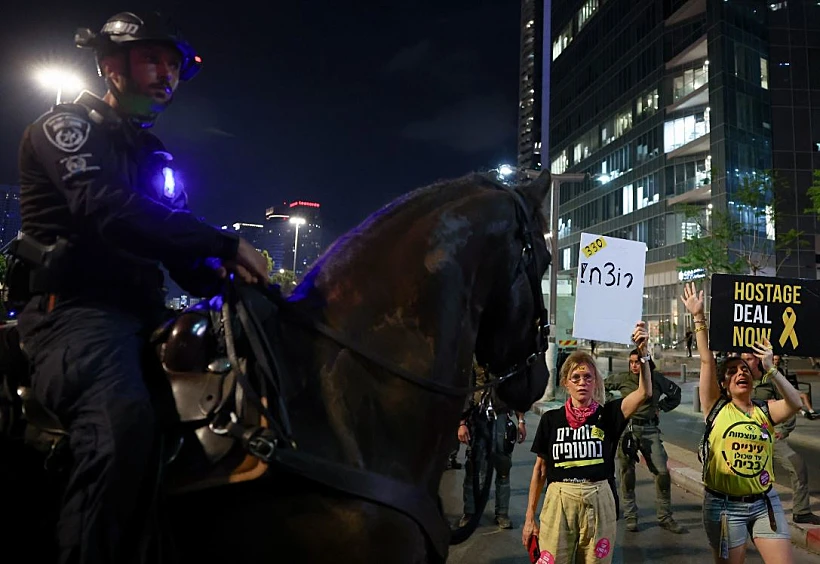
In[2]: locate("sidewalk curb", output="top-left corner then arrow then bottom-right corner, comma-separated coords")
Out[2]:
530,401 -> 820,556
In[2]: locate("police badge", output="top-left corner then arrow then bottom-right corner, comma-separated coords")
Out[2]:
42,113 -> 92,153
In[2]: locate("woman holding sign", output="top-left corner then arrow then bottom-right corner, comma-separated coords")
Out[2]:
681,282 -> 803,564
521,321 -> 651,564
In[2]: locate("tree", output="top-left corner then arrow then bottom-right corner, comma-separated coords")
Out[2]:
270,269 -> 297,295
677,169 -> 808,278
806,169 -> 820,215
261,250 -> 274,279
676,203 -> 744,278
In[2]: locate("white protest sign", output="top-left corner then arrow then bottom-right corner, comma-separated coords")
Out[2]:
572,233 -> 647,345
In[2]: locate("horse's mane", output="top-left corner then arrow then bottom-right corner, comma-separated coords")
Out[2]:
290,172 -> 507,299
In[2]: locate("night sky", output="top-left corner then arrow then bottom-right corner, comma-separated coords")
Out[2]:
0,1 -> 522,245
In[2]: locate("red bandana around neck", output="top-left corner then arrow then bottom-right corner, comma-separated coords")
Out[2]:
565,398 -> 600,429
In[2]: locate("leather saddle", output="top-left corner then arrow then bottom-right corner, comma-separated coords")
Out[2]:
0,296 -> 274,494
150,296 -> 271,493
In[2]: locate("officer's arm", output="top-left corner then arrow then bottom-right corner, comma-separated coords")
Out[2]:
28,116 -> 238,263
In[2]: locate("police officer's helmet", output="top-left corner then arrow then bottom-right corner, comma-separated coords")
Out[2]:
75,12 -> 202,82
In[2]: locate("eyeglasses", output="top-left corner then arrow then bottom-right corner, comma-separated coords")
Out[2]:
568,373 -> 595,384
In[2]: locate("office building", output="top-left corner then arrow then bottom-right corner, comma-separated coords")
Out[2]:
259,201 -> 324,276
0,185 -> 21,249
518,0 -> 545,172
545,0 -> 819,346
260,205 -> 291,271
286,200 -> 323,277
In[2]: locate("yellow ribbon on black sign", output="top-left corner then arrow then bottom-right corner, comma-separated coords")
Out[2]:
779,307 -> 798,349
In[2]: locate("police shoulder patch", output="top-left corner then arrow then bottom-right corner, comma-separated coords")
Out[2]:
42,112 -> 92,153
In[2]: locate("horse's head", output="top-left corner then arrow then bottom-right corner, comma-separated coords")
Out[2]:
473,172 -> 552,412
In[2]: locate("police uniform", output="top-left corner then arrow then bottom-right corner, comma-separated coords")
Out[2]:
15,90 -> 239,563
605,367 -> 683,530
461,363 -> 518,524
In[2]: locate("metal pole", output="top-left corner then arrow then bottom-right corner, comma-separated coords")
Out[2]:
681,363 -> 687,383
541,172 -> 586,401
56,85 -> 62,105
292,224 -> 300,272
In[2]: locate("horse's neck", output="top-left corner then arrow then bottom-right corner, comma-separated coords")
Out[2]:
285,188 -> 518,485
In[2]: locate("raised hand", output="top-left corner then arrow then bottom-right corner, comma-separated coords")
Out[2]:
632,321 -> 648,353
752,337 -> 774,372
680,282 -> 704,317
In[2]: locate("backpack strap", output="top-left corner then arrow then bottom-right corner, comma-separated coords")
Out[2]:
751,398 -> 772,426
698,397 -> 729,480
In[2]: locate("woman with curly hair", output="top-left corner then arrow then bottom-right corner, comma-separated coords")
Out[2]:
522,321 -> 651,563
681,282 -> 802,564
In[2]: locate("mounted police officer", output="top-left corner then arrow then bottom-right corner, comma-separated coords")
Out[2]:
12,11 -> 267,563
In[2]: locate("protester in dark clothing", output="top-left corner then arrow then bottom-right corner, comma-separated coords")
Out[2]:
685,330 -> 694,357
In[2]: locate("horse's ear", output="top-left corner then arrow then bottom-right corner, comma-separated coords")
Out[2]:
519,170 -> 552,215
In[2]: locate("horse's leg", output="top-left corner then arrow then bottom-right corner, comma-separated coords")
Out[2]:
167,476 -> 437,563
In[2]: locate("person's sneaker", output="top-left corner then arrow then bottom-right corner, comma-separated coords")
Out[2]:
659,517 -> 688,534
794,513 -> 820,525
458,514 -> 472,528
626,517 -> 638,532
495,515 -> 513,529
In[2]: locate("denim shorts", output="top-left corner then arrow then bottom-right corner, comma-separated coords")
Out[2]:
703,489 -> 791,552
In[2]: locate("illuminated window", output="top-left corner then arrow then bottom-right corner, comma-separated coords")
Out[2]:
577,0 -> 599,30
622,184 -> 634,215
552,25 -> 573,61
663,109 -> 711,152
760,57 -> 769,89
551,150 -> 568,174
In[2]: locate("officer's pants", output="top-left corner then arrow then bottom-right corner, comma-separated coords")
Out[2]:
616,422 -> 672,522
19,298 -> 157,564
773,435 -> 811,516
462,415 -> 513,517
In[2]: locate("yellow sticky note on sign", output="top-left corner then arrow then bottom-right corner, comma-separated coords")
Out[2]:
582,237 -> 607,258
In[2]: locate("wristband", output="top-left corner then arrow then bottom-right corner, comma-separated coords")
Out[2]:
695,325 -> 708,333
763,366 -> 777,383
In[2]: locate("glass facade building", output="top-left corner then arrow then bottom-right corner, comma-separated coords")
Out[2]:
546,0 -> 819,347
519,0 -> 545,172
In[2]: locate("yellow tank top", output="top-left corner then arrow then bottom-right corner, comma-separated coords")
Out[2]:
704,401 -> 775,495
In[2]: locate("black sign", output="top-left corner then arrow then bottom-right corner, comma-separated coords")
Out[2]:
710,274 -> 820,356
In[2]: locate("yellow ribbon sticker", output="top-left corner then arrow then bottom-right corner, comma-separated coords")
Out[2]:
591,426 -> 605,440
779,307 -> 798,349
582,237 -> 607,258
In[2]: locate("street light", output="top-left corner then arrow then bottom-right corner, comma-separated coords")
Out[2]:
35,68 -> 84,105
289,216 -> 306,273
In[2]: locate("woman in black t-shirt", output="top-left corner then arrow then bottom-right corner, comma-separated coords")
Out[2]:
522,321 -> 652,564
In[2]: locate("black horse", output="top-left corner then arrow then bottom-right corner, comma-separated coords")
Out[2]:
1,171 -> 552,563
157,172 -> 553,563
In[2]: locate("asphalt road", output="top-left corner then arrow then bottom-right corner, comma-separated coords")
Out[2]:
439,411 -> 820,563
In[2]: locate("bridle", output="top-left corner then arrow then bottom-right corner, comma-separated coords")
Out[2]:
203,179 -> 551,560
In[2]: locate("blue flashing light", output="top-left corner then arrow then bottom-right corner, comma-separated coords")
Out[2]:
162,167 -> 176,198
